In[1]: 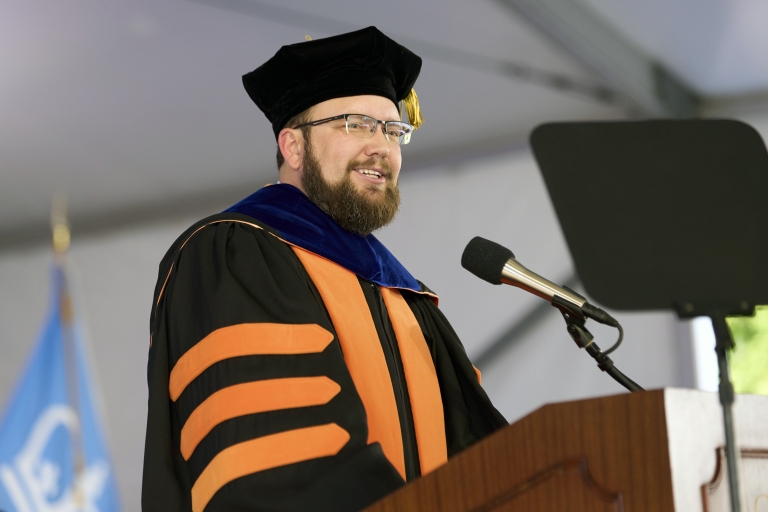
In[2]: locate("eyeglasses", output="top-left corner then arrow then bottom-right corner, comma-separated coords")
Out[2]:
293,114 -> 414,145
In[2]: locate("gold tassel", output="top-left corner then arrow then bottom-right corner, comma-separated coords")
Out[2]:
402,88 -> 424,130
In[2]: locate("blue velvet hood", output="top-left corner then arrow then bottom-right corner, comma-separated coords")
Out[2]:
224,184 -> 421,292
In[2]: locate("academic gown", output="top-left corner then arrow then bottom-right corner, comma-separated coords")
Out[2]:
142,184 -> 507,512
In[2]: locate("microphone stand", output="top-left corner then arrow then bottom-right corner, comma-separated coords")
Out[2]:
551,296 -> 643,393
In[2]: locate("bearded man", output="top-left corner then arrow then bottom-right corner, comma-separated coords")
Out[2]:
142,27 -> 506,512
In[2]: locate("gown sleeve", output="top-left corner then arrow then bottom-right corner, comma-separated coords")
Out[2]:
141,216 -> 403,512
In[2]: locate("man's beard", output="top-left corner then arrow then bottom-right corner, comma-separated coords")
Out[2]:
301,138 -> 401,236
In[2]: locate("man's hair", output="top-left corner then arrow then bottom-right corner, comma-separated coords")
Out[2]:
276,108 -> 313,170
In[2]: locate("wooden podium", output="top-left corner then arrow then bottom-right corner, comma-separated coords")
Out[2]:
365,389 -> 768,512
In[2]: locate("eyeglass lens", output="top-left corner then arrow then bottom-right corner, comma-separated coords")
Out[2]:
345,115 -> 413,145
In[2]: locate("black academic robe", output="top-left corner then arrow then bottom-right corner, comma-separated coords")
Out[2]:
142,212 -> 507,512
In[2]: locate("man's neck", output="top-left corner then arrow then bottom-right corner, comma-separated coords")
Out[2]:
278,168 -> 305,194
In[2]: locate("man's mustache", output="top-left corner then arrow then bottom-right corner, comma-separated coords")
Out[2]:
346,158 -> 394,177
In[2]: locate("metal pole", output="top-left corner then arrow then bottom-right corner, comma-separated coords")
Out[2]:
52,194 -> 86,511
710,314 -> 741,512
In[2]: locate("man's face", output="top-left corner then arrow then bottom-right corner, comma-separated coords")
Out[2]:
298,95 -> 403,235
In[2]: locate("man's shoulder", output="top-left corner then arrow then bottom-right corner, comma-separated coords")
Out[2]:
161,212 -> 279,267
152,212 -> 285,301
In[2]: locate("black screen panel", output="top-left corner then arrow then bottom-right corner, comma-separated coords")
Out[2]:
530,119 -> 768,311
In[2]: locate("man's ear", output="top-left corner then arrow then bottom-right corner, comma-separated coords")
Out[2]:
278,128 -> 303,170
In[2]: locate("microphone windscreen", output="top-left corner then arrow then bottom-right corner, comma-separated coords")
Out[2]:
461,237 -> 514,285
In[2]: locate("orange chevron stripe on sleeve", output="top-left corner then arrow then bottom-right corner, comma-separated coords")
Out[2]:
169,323 -> 334,401
180,376 -> 341,460
191,423 -> 350,512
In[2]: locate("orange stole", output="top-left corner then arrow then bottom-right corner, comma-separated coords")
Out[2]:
292,247 -> 448,478
380,288 -> 447,475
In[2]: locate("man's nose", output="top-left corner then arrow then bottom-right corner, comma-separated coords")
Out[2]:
364,125 -> 391,157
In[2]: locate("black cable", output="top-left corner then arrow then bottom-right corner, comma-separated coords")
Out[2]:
604,365 -> 644,392
600,323 -> 623,356
589,348 -> 644,392
582,326 -> 644,392
597,323 -> 642,391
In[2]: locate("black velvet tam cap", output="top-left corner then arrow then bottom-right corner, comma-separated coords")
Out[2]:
243,26 -> 422,138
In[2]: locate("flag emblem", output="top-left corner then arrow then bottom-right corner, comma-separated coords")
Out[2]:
0,266 -> 121,511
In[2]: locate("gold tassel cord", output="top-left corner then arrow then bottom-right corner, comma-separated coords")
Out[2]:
402,88 -> 424,131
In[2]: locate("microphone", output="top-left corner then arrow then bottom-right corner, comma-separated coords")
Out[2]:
461,236 -> 618,327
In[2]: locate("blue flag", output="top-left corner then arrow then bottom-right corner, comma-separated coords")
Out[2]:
0,264 -> 121,511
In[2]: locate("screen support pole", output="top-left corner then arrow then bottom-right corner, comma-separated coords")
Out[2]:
709,313 -> 741,512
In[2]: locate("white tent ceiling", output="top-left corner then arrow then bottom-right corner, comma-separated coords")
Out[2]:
583,0 -> 768,96
2,0 -> 768,248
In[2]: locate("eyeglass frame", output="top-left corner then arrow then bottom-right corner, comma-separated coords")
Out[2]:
291,114 -> 414,145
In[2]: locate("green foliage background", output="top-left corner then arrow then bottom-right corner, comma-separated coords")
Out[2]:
727,305 -> 768,395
